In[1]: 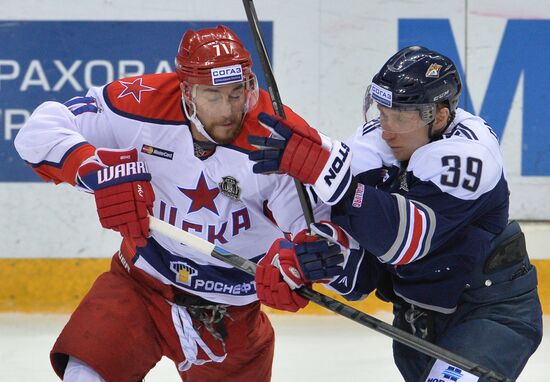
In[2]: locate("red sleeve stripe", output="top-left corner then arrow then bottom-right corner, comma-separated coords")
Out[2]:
394,203 -> 426,265
31,143 -> 96,185
380,194 -> 436,265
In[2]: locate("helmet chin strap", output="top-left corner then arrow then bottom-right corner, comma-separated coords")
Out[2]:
181,96 -> 218,144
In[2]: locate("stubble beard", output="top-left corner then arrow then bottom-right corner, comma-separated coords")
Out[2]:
205,117 -> 244,145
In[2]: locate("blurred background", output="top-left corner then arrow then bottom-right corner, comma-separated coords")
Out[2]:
0,0 -> 548,380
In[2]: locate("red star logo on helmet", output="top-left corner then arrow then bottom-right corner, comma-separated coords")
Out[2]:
117,78 -> 156,103
179,172 -> 220,215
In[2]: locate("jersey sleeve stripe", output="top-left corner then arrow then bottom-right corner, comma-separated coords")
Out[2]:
379,194 -> 437,265
71,104 -> 98,116
457,123 -> 478,140
394,204 -> 425,265
412,200 -> 436,261
30,142 -> 95,185
362,120 -> 379,136
64,96 -> 96,108
64,96 -> 99,116
378,193 -> 408,263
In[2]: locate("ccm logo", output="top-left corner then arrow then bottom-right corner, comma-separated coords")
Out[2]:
323,143 -> 350,186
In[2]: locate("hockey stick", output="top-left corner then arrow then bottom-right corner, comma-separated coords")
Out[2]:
149,215 -> 513,382
242,0 -> 314,227
240,2 -> 512,381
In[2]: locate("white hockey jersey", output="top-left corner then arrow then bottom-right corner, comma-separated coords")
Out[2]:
15,73 -> 327,305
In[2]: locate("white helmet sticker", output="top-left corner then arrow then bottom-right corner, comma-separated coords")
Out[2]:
371,83 -> 393,108
211,64 -> 244,85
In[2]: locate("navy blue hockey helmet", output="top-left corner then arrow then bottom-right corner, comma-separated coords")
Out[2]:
365,46 -> 462,127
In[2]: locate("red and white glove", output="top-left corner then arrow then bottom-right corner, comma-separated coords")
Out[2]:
248,112 -> 353,205
76,148 -> 155,247
255,238 -> 310,312
255,223 -> 357,312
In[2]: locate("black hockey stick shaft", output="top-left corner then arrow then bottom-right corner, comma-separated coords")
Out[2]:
219,253 -> 512,382
150,216 -> 513,382
242,0 -> 314,227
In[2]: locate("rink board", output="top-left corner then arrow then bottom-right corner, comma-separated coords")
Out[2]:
1,257 -> 548,315
2,0 -> 550,316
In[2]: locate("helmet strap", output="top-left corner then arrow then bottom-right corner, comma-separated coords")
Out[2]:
181,95 -> 218,145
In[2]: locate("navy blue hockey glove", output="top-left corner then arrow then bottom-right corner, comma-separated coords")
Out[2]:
301,222 -> 365,299
293,223 -> 349,281
248,112 -> 353,205
255,231 -> 343,312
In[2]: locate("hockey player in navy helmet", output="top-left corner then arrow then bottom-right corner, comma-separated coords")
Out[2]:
249,45 -> 543,382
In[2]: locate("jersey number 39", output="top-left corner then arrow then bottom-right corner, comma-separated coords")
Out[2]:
440,155 -> 483,192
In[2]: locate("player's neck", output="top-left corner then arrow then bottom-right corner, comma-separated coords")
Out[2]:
193,139 -> 216,159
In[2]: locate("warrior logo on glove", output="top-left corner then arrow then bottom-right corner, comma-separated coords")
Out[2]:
97,162 -> 148,186
76,147 -> 155,247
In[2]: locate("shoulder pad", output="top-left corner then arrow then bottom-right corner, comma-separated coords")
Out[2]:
350,124 -> 396,174
103,73 -> 186,125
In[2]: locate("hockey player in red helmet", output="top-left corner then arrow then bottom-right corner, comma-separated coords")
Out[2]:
175,25 -> 259,145
15,24 -> 330,382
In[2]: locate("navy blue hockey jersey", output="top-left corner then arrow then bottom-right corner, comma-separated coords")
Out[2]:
333,108 -> 510,313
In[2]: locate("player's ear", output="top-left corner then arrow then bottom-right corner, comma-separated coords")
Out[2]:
433,105 -> 450,133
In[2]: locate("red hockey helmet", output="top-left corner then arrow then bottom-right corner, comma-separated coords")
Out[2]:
175,25 -> 254,86
175,25 -> 259,144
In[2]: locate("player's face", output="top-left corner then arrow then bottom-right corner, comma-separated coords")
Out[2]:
193,83 -> 247,144
378,106 -> 430,161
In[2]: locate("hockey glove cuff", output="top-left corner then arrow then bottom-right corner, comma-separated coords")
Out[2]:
76,148 -> 155,247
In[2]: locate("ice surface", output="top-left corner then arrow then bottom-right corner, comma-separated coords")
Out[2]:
0,313 -> 546,381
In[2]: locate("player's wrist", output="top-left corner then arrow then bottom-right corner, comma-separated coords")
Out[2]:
63,143 -> 96,186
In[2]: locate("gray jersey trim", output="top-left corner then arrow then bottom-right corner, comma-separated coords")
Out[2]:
379,193 -> 409,263
379,194 -> 437,264
394,290 -> 457,314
